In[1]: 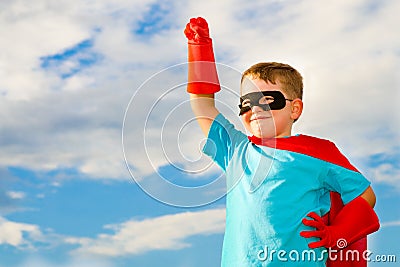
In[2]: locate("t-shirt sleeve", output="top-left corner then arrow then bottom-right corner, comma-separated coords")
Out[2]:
202,113 -> 247,171
323,143 -> 371,204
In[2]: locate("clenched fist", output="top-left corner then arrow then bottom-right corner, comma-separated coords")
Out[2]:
184,17 -> 211,44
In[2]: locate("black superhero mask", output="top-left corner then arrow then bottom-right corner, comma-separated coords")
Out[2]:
238,91 -> 292,116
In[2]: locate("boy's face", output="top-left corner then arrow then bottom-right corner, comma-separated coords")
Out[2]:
240,76 -> 302,138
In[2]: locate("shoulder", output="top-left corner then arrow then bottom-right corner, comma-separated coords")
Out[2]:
276,135 -> 359,172
206,113 -> 248,147
211,114 -> 246,137
274,134 -> 334,154
291,134 -> 334,147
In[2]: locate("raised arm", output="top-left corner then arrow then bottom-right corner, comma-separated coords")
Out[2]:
184,17 -> 220,136
189,93 -> 219,136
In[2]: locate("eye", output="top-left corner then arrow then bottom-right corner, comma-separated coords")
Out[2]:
241,99 -> 251,107
259,96 -> 275,105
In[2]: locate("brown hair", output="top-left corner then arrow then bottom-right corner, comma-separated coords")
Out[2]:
241,62 -> 303,100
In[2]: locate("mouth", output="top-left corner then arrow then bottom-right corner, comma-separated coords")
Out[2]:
250,116 -> 271,122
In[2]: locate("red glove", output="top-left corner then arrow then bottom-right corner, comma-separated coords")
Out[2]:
184,17 -> 220,94
300,196 -> 379,249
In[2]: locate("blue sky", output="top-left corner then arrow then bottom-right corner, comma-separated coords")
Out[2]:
0,0 -> 399,266
40,39 -> 101,79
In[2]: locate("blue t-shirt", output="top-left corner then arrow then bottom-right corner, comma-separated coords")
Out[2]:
202,114 -> 370,267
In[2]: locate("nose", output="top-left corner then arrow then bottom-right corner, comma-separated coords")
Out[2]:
251,105 -> 264,113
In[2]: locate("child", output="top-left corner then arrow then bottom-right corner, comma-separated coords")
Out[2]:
184,17 -> 379,266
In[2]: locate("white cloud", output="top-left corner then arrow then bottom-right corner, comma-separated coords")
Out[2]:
0,215 -> 66,251
0,208 -> 225,260
0,255 -> 114,267
6,191 -> 25,200
66,208 -> 225,257
370,162 -> 400,189
0,216 -> 42,248
0,0 -> 92,100
381,220 -> 400,228
36,193 -> 45,199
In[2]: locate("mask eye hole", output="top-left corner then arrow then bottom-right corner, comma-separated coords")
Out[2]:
241,99 -> 251,108
259,96 -> 275,105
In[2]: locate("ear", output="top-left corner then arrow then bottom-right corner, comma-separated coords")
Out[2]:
290,98 -> 303,121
